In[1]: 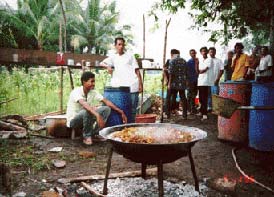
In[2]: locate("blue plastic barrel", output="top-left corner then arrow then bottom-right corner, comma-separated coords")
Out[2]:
249,82 -> 274,151
104,86 -> 132,126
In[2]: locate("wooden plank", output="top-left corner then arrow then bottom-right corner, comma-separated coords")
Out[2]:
58,168 -> 157,184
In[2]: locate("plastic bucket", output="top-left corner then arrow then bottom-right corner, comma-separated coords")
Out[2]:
217,81 -> 251,143
249,82 -> 274,151
104,86 -> 132,126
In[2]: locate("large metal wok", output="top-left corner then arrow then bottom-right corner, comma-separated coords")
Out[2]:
100,123 -> 207,164
99,123 -> 207,197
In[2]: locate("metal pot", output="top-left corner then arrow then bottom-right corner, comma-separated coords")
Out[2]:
99,123 -> 207,164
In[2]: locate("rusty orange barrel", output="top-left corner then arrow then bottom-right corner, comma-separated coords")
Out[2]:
217,81 -> 251,143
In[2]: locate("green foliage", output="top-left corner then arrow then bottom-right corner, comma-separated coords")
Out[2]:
143,72 -> 162,95
0,0 -> 133,53
1,68 -> 65,115
154,0 -> 274,48
0,67 -> 163,116
0,67 -> 77,115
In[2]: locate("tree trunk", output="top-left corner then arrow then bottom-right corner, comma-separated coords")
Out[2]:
59,0 -> 67,52
59,20 -> 63,52
37,41 -> 43,50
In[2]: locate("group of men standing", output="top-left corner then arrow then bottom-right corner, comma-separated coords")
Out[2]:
65,37 -> 273,145
164,42 -> 273,121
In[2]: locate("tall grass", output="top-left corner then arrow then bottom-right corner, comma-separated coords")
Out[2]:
0,67 -> 162,116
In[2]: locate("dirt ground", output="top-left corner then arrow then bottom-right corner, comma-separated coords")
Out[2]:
1,113 -> 274,196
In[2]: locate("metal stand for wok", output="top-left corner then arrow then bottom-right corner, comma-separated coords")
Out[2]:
103,146 -> 199,197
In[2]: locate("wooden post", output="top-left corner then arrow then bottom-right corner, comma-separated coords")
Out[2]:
161,18 -> 171,122
140,14 -> 146,114
59,67 -> 64,112
140,69 -> 145,114
67,67 -> 74,90
143,14 -> 146,58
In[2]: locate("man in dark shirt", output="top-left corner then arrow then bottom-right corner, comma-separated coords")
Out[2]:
168,49 -> 189,119
164,49 -> 179,118
224,50 -> 234,81
186,49 -> 199,114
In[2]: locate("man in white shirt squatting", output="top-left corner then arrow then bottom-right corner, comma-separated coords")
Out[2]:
66,71 -> 127,145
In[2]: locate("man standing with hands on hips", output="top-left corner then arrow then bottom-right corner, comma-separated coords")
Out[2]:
100,37 -> 143,122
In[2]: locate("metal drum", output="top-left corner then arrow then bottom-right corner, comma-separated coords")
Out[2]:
218,81 -> 251,143
104,86 -> 132,126
249,82 -> 274,151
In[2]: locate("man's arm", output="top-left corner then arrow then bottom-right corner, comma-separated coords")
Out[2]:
100,59 -> 113,74
215,60 -> 224,85
199,67 -> 208,74
243,55 -> 249,76
215,70 -> 224,85
231,55 -> 238,70
78,99 -> 105,128
101,98 -> 127,123
135,69 -> 143,93
200,58 -> 211,74
195,58 -> 199,74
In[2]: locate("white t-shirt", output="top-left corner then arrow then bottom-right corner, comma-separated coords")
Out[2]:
66,87 -> 103,127
102,52 -> 139,93
210,57 -> 224,83
256,54 -> 272,77
198,58 -> 212,86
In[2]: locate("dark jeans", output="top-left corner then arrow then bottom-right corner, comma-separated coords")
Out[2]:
69,106 -> 111,138
165,89 -> 178,116
198,86 -> 209,116
130,92 -> 139,123
168,89 -> 187,118
187,82 -> 198,113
